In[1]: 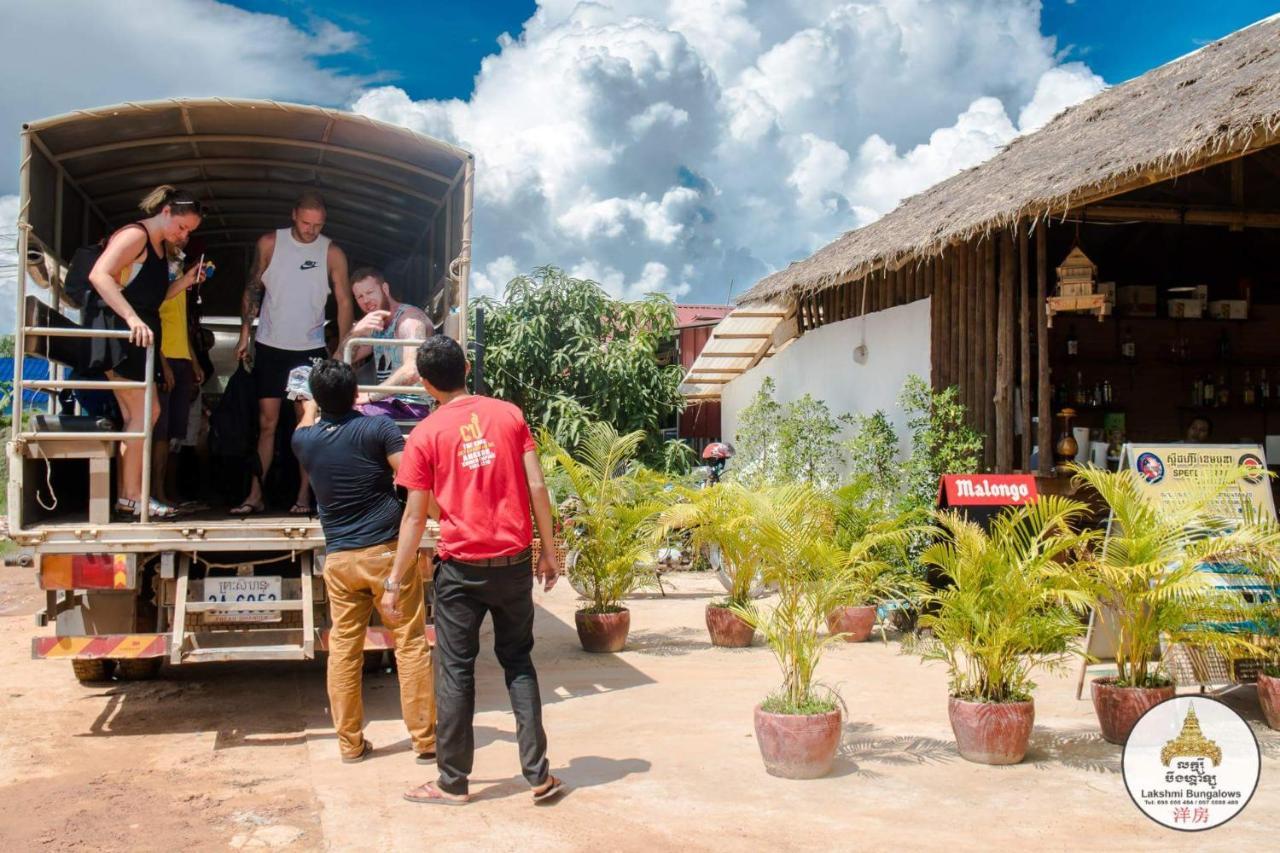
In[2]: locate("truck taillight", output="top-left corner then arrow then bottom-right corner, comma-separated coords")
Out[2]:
39,554 -> 133,590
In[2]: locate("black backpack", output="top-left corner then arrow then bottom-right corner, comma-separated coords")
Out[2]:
62,223 -> 147,309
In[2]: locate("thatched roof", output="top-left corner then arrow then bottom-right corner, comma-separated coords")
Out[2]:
741,14 -> 1280,305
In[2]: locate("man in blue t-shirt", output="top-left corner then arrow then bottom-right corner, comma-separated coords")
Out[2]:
292,359 -> 435,764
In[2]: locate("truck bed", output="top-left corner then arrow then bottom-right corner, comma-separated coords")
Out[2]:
12,509 -> 323,553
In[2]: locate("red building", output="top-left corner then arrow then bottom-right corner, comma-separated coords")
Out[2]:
672,304 -> 733,447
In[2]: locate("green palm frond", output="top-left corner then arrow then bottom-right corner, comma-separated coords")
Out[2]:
1062,463 -> 1280,687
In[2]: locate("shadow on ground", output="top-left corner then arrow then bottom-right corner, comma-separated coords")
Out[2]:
832,720 -> 956,779
72,603 -> 655,748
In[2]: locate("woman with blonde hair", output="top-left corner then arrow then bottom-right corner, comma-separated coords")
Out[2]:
83,185 -> 208,519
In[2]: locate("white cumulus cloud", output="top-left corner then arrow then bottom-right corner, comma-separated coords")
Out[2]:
355,0 -> 1106,303
0,0 -> 370,332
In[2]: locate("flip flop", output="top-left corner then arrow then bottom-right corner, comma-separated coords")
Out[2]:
289,503 -> 312,516
532,775 -> 566,804
229,501 -> 264,516
403,781 -> 468,806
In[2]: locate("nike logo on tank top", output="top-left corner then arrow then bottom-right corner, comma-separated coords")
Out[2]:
257,228 -> 331,351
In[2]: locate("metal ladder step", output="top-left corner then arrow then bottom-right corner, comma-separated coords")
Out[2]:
182,645 -> 308,662
171,552 -> 316,664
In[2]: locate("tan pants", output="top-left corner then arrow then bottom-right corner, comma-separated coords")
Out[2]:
324,541 -> 435,759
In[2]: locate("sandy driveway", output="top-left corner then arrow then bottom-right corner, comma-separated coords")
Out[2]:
0,567 -> 1275,852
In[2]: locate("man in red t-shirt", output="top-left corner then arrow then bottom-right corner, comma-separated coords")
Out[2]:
383,335 -> 563,806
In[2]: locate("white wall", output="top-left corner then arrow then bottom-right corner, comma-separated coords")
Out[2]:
721,298 -> 931,459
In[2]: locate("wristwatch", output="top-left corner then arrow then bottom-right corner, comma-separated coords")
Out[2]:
383,579 -> 401,592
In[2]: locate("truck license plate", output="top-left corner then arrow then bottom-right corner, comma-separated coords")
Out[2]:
205,576 -> 283,623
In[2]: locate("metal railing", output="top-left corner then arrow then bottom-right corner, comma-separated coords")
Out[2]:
341,336 -> 430,398
16,326 -> 157,523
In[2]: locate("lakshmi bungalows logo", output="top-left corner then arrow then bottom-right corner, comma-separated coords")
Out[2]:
1122,697 -> 1260,831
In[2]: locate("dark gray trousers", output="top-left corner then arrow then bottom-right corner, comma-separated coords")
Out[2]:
432,558 -> 549,796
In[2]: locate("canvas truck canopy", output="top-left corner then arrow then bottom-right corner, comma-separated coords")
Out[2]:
19,97 -> 474,331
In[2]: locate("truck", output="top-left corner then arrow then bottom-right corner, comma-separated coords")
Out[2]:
5,98 -> 472,680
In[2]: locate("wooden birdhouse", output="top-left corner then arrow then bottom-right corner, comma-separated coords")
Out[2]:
1056,246 -> 1098,296
1047,245 -> 1110,326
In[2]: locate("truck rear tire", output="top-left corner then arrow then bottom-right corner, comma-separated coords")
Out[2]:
116,658 -> 163,680
71,659 -> 115,683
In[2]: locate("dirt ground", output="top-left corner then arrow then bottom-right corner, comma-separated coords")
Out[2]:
1,567 -> 1276,852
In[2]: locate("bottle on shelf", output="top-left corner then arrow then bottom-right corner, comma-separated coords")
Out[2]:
1102,378 -> 1113,405
1243,370 -> 1256,407
1121,327 -> 1136,361
1203,374 -> 1216,408
1066,325 -> 1079,359
1261,369 -> 1270,408
1193,376 -> 1204,407
1217,371 -> 1230,407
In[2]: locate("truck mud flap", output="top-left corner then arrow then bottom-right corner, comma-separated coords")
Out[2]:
33,634 -> 168,659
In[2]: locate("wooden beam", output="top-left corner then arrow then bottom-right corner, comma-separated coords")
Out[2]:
1036,225 -> 1052,477
996,229 -> 1016,473
1049,125 -> 1280,216
733,311 -> 788,319
1080,202 -> 1280,229
1019,225 -> 1032,473
714,333 -> 773,340
698,352 -> 766,358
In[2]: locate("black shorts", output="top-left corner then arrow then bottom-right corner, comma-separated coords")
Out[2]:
253,341 -> 327,399
156,358 -> 196,441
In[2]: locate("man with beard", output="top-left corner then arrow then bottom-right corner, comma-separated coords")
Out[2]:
341,267 -> 435,421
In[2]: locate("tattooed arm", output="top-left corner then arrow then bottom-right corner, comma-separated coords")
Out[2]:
236,232 -> 274,362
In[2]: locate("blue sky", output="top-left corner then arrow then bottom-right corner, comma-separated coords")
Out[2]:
235,0 -> 538,101
1042,0 -> 1280,83
236,1 -> 1280,101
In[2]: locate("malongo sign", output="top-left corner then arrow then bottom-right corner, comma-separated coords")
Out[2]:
937,474 -> 1038,507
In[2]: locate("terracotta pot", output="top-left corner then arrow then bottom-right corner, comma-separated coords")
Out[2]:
575,608 -> 630,653
1256,671 -> 1280,730
947,697 -> 1035,765
1090,676 -> 1175,745
827,605 -> 877,643
752,705 -> 842,779
705,604 -> 754,647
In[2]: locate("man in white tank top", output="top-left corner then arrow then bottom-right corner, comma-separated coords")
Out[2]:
232,192 -> 353,516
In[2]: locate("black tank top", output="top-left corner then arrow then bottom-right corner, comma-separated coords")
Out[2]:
118,223 -> 170,318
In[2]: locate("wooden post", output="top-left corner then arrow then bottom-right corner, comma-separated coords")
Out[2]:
930,259 -> 942,388
957,243 -> 971,423
996,229 -> 1016,472
950,249 -> 961,393
983,236 -> 998,470
1036,225 -> 1052,476
1019,225 -> 1032,472
968,239 -> 981,437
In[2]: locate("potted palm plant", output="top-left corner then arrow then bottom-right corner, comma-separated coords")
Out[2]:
731,484 -> 847,778
1067,464 -> 1277,744
551,422 -> 667,653
828,483 -> 926,642
914,499 -> 1095,764
655,482 -> 770,647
